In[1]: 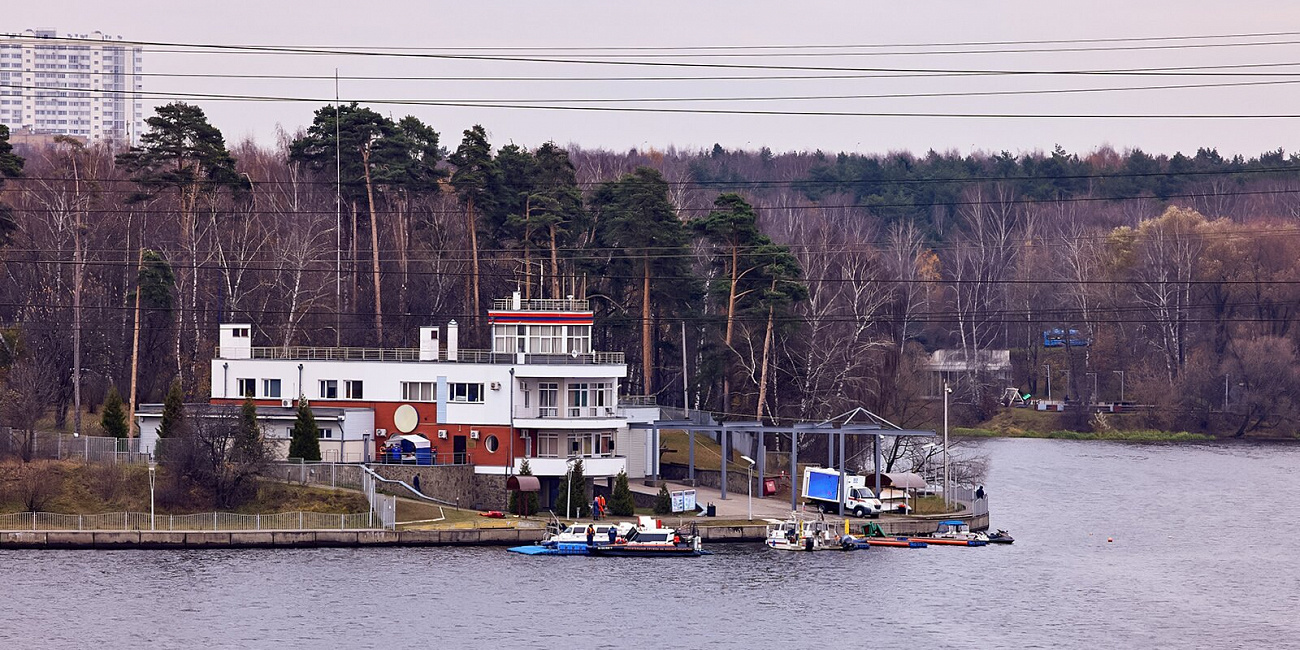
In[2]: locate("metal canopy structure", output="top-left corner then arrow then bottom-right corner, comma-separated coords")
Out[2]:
630,409 -> 934,516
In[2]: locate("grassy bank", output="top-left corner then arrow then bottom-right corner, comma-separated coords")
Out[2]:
0,460 -> 367,514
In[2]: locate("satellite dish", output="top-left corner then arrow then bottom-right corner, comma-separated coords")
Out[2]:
393,404 -> 419,434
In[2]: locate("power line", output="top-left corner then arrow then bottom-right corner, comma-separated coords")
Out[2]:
10,80 -> 1300,119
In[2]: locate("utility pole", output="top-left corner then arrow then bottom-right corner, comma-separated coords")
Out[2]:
681,321 -> 689,411
943,380 -> 951,508
71,148 -> 84,437
127,248 -> 144,443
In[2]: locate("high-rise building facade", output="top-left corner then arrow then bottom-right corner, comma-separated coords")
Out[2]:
0,29 -> 143,145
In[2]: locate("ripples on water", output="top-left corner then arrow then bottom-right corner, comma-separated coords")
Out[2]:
2,439 -> 1297,649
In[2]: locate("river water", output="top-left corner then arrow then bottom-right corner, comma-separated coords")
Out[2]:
1,439 -> 1297,649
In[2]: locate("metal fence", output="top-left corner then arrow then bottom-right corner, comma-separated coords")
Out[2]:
270,461 -> 366,489
0,510 -> 377,531
0,428 -> 146,464
951,485 -> 989,517
361,469 -> 398,529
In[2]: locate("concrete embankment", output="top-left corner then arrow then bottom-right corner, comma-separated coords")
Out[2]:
0,527 -> 546,549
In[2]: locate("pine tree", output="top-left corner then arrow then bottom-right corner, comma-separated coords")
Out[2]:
610,470 -> 636,517
288,397 -> 321,461
653,484 -> 672,515
234,397 -> 264,463
157,379 -> 185,438
552,459 -> 590,519
100,385 -> 128,439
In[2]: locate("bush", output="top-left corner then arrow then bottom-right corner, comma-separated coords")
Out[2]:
653,484 -> 672,515
610,471 -> 636,516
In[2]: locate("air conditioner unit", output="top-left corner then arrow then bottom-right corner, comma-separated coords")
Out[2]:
489,381 -> 501,391
375,428 -> 387,437
280,399 -> 294,408
470,429 -> 480,439
438,429 -> 448,439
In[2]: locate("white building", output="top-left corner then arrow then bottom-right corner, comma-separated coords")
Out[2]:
136,294 -> 657,504
0,29 -> 144,145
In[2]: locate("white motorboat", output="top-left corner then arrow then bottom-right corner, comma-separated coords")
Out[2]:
763,513 -> 848,551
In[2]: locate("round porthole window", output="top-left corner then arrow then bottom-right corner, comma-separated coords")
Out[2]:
484,435 -> 499,453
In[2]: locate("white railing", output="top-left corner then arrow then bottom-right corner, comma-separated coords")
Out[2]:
0,510 -> 378,531
251,346 -> 624,365
492,297 -> 592,312
515,406 -> 619,420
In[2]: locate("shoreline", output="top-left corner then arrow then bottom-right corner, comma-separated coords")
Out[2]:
952,428 -> 1300,443
0,514 -> 988,549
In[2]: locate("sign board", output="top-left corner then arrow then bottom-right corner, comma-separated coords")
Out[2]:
670,489 -> 697,513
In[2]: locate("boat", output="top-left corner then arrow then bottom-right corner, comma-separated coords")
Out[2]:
985,529 -> 1016,544
764,513 -> 855,551
857,522 -> 927,548
906,520 -> 989,547
588,519 -> 707,557
509,516 -> 707,557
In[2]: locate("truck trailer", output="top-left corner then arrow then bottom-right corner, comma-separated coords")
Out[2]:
800,466 -> 883,518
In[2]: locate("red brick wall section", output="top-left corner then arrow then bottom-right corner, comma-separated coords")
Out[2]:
211,398 -> 526,468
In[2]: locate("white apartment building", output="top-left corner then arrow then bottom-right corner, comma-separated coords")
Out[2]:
0,29 -> 143,145
135,294 -> 661,506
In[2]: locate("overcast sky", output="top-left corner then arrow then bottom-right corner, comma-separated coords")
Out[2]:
9,1 -> 1300,157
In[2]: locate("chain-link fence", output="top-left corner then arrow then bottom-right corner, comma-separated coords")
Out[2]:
269,461 -> 365,490
0,428 -> 146,464
0,510 -> 379,531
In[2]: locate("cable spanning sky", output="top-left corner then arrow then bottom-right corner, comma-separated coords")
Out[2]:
8,0 -> 1300,156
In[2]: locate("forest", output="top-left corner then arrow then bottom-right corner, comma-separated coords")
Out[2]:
1,101 -> 1299,439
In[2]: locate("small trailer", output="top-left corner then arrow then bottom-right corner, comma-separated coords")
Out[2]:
801,466 -> 883,518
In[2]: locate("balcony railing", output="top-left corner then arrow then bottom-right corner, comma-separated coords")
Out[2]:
515,405 -> 621,420
252,347 -> 624,365
491,297 -> 592,312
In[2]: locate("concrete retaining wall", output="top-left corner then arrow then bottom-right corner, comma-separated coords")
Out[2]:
0,527 -> 544,549
368,465 -> 507,511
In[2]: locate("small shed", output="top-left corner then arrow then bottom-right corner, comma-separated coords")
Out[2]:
506,475 -> 541,516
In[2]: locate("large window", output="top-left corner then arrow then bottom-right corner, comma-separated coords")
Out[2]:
449,382 -> 483,403
537,432 -> 560,457
402,381 -> 434,402
263,379 -> 282,399
319,380 -> 338,399
236,378 -> 255,398
567,325 -> 591,355
568,382 -> 589,418
528,325 -> 564,354
345,380 -> 364,399
538,382 -> 559,417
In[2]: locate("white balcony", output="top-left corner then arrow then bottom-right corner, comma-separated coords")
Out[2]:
513,406 -> 625,430
514,456 -> 626,477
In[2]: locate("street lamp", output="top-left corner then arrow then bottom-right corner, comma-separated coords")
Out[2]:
1043,364 -> 1052,400
565,456 -> 577,521
148,457 -> 156,531
943,381 -> 952,508
740,455 -> 756,521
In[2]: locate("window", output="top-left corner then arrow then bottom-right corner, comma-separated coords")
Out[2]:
318,427 -> 334,439
449,382 -> 483,403
484,435 -> 499,453
345,380 -> 364,399
567,325 -> 591,355
528,325 -> 563,354
537,432 -> 560,458
236,378 -> 255,398
538,382 -> 558,417
401,381 -> 434,402
568,382 -> 589,417
319,380 -> 338,399
230,327 -> 250,338
263,379 -> 281,399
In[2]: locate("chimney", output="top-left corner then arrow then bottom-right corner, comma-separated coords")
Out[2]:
512,290 -> 522,310
446,320 -> 459,361
419,326 -> 440,361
